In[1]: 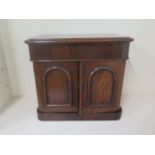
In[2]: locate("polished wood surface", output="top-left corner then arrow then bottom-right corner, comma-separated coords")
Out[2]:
25,34 -> 133,44
28,43 -> 130,60
25,34 -> 133,120
33,62 -> 78,112
37,108 -> 122,120
91,69 -> 113,104
81,60 -> 126,114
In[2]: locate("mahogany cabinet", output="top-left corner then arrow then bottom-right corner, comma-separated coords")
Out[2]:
25,34 -> 133,120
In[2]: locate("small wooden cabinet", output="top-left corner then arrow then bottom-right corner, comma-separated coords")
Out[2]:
25,34 -> 133,120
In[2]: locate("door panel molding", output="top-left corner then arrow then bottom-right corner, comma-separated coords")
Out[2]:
81,61 -> 125,113
33,62 -> 78,113
43,66 -> 72,107
87,66 -> 116,107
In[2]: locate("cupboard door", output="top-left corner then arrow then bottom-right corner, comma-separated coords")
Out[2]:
33,62 -> 78,112
80,60 -> 126,114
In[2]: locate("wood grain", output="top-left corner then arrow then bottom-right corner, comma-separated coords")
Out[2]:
33,62 -> 78,113
25,34 -> 133,120
91,68 -> 114,105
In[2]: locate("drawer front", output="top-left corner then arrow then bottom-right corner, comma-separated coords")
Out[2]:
29,44 -> 75,60
80,60 -> 126,113
76,44 -> 129,59
29,43 -> 129,61
33,62 -> 78,113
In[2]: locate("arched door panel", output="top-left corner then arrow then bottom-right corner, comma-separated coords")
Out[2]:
33,62 -> 78,112
81,61 -> 125,114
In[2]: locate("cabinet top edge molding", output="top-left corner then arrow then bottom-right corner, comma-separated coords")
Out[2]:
25,34 -> 134,45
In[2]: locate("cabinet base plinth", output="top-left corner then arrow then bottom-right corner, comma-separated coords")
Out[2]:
37,108 -> 122,121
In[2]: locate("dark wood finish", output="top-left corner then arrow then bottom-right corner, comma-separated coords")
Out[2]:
25,34 -> 133,120
25,34 -> 133,44
33,62 -> 78,113
81,60 -> 126,114
37,108 -> 122,120
27,43 -> 130,60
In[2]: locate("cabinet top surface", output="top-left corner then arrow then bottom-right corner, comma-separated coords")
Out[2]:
25,34 -> 134,44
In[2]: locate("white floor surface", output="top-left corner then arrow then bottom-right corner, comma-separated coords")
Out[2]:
0,94 -> 155,134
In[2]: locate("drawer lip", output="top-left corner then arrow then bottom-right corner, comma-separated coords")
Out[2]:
25,39 -> 133,45
25,35 -> 134,45
31,58 -> 128,62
